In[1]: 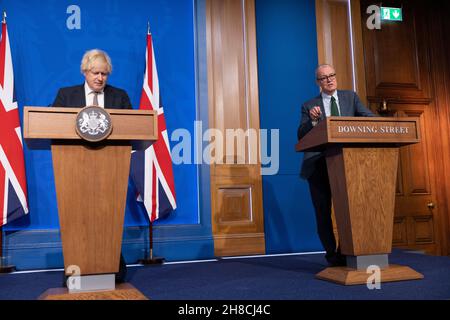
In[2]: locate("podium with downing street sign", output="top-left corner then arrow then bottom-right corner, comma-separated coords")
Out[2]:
23,106 -> 157,299
296,116 -> 424,285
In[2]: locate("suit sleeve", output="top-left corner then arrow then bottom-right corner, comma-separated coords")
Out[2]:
353,92 -> 376,117
52,88 -> 65,107
297,103 -> 314,140
121,91 -> 132,109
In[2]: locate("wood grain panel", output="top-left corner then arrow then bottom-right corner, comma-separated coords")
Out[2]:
401,110 -> 431,195
207,0 -> 265,256
412,215 -> 434,244
393,217 -> 408,246
52,144 -> 131,275
316,264 -> 423,285
428,0 -> 450,255
217,187 -> 252,224
329,1 -> 352,90
373,19 -> 419,89
361,0 -> 431,100
24,107 -> 157,141
327,146 -> 398,256
39,283 -> 148,300
360,0 -> 448,254
316,0 -> 368,103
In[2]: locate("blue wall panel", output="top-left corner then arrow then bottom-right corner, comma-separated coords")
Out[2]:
255,0 -> 324,253
2,0 -> 198,231
1,0 -> 325,269
1,0 -> 215,269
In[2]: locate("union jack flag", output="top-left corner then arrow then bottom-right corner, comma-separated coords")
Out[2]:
130,29 -> 176,222
0,19 -> 28,227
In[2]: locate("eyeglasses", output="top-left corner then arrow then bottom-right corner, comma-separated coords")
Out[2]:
317,73 -> 336,82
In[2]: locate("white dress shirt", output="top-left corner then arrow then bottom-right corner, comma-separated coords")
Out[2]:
84,82 -> 105,108
321,91 -> 341,117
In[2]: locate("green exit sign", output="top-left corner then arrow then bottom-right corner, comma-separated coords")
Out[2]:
381,7 -> 403,21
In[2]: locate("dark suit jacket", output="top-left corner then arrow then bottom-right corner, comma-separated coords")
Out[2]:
297,90 -> 375,179
52,84 -> 132,109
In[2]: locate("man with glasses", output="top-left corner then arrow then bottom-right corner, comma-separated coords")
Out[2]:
297,64 -> 375,267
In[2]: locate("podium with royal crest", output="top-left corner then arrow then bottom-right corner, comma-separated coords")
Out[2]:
24,106 -> 157,299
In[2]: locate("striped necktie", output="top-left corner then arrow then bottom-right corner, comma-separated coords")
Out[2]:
92,92 -> 99,106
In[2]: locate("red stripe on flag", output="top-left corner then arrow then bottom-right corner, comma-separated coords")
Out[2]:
153,138 -> 176,197
0,168 -> 4,223
157,113 -> 167,132
0,21 -> 28,227
0,101 -> 27,196
140,89 -> 153,110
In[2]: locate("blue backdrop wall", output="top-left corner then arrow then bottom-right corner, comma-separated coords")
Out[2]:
2,0 -> 215,270
1,0 -> 323,270
255,0 -> 323,253
3,0 -> 198,231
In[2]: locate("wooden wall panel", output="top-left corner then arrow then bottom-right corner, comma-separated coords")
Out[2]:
360,0 -> 450,254
207,0 -> 265,257
362,1 -> 431,101
392,107 -> 437,253
428,0 -> 450,255
316,0 -> 368,104
316,0 -> 371,243
328,1 -> 353,89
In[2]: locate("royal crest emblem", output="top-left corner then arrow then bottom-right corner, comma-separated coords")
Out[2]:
75,106 -> 113,142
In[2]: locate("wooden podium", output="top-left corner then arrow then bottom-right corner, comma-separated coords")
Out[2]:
296,117 -> 424,285
24,107 -> 157,299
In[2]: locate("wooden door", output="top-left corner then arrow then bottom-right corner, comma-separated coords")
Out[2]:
360,0 -> 448,254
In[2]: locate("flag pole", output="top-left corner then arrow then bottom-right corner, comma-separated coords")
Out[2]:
139,220 -> 164,265
0,227 -> 15,273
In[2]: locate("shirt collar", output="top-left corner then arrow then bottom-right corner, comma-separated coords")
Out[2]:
321,91 -> 338,101
84,82 -> 104,95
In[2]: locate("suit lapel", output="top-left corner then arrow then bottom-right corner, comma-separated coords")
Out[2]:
104,85 -> 113,109
76,84 -> 86,106
337,91 -> 349,116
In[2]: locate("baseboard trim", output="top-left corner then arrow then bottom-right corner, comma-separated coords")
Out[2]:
3,225 -> 215,271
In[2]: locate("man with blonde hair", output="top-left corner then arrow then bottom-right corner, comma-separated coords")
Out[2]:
53,49 -> 131,109
52,49 -> 130,284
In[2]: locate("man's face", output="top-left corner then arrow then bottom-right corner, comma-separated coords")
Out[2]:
316,65 -> 337,95
84,60 -> 109,92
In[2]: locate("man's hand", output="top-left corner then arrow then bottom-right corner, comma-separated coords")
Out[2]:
309,106 -> 322,121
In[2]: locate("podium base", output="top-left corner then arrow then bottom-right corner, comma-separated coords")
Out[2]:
0,265 -> 15,273
316,264 -> 424,285
38,283 -> 148,300
139,257 -> 165,265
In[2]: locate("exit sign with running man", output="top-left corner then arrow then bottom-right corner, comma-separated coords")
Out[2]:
381,7 -> 403,21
